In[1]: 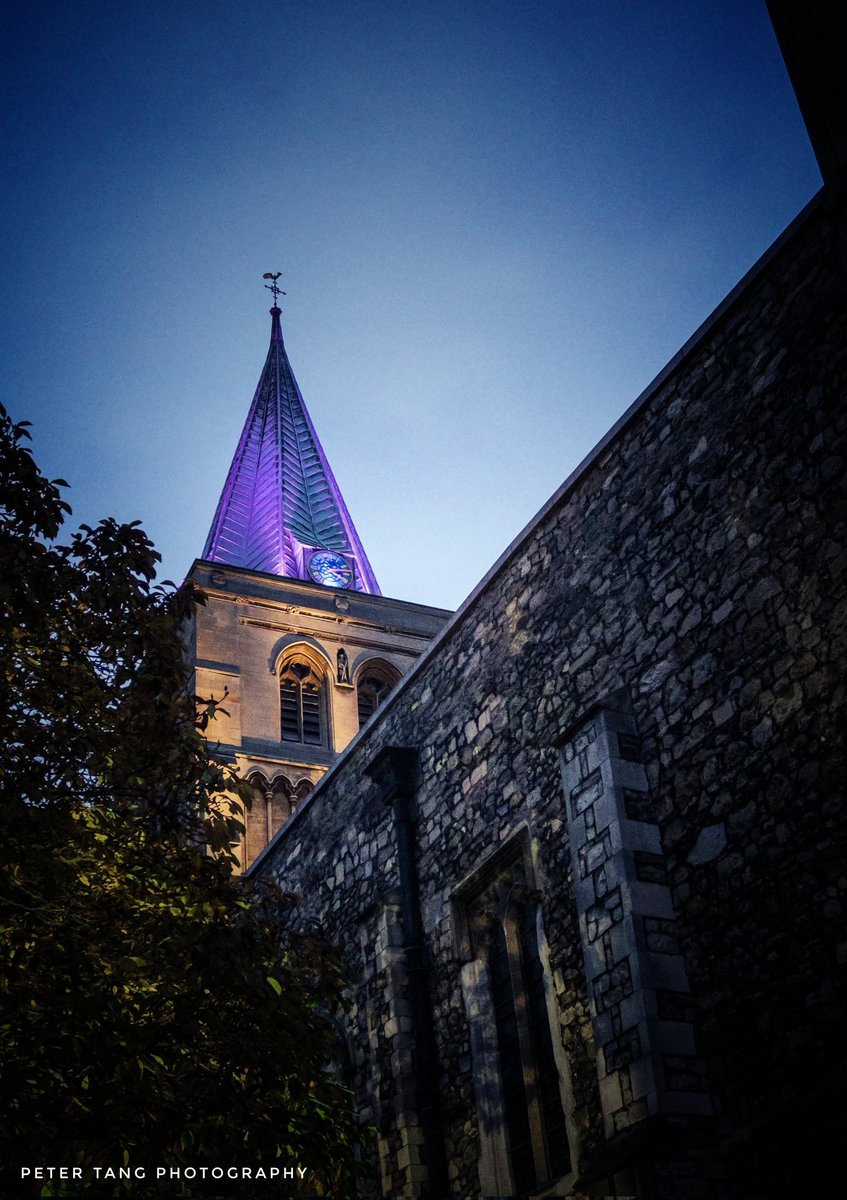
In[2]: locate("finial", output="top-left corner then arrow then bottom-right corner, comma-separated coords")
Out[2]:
262,271 -> 286,307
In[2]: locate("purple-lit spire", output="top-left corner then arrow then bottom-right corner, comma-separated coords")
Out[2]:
202,294 -> 380,594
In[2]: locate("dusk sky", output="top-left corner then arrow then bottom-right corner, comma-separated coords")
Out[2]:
2,0 -> 819,610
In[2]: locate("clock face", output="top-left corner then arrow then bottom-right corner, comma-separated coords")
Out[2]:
307,549 -> 353,589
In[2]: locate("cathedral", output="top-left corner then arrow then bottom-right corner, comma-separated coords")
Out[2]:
187,7 -> 846,1197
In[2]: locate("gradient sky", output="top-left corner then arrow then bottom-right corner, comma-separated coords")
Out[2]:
1,0 -> 819,610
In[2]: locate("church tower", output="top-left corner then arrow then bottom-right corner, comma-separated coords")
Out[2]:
187,279 -> 449,869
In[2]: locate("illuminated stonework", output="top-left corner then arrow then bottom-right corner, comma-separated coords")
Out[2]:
191,297 -> 450,869
186,560 -> 449,870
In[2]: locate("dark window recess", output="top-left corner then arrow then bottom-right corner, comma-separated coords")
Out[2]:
519,906 -> 572,1183
280,662 -> 324,745
490,921 -> 535,1196
488,902 -> 571,1194
357,669 -> 398,728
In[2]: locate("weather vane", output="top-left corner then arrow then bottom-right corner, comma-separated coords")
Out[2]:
262,272 -> 285,305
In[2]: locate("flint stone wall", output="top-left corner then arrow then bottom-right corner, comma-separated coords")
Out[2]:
256,193 -> 847,1199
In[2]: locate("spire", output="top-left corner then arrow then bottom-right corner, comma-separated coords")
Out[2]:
202,283 -> 380,594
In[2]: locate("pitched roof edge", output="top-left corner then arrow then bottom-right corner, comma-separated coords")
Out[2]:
248,189 -> 823,876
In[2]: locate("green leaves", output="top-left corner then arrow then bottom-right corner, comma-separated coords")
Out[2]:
0,404 -> 361,1197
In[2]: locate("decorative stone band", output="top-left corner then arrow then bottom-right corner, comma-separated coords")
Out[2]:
557,700 -> 712,1138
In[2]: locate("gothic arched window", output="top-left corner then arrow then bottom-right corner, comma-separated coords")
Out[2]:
356,660 -> 401,729
279,658 -> 325,745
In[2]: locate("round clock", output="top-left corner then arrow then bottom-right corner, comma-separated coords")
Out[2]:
307,549 -> 353,589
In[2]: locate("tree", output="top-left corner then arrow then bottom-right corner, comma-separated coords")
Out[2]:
0,404 -> 360,1197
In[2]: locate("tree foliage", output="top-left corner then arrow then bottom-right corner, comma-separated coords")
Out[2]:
0,405 -> 359,1196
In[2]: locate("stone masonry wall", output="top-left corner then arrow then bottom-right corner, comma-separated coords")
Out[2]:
258,194 -> 847,1198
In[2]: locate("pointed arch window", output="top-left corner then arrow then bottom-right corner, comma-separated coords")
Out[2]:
356,660 -> 401,729
279,659 -> 325,745
243,773 -> 313,870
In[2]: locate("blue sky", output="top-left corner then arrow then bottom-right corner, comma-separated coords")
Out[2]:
1,0 -> 819,609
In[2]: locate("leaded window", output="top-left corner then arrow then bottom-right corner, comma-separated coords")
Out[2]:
356,661 -> 400,728
280,660 -> 324,744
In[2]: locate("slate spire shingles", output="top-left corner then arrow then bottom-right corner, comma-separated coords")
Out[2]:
202,305 -> 380,594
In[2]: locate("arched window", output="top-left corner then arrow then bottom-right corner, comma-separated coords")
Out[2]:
279,657 -> 326,745
356,660 -> 401,728
243,772 -> 314,870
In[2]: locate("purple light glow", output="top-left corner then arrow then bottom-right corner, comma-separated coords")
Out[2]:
202,306 -> 380,595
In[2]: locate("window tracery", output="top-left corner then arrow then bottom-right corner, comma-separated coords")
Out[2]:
279,657 -> 325,745
356,660 -> 401,728
243,772 -> 312,869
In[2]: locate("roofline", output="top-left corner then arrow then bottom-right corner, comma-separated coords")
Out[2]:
248,189 -> 823,877
186,557 -> 453,620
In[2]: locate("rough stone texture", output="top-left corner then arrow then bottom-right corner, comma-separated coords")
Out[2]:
257,191 -> 847,1199
559,701 -> 707,1149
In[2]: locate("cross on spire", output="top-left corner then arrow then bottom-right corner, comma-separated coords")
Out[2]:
262,271 -> 285,306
